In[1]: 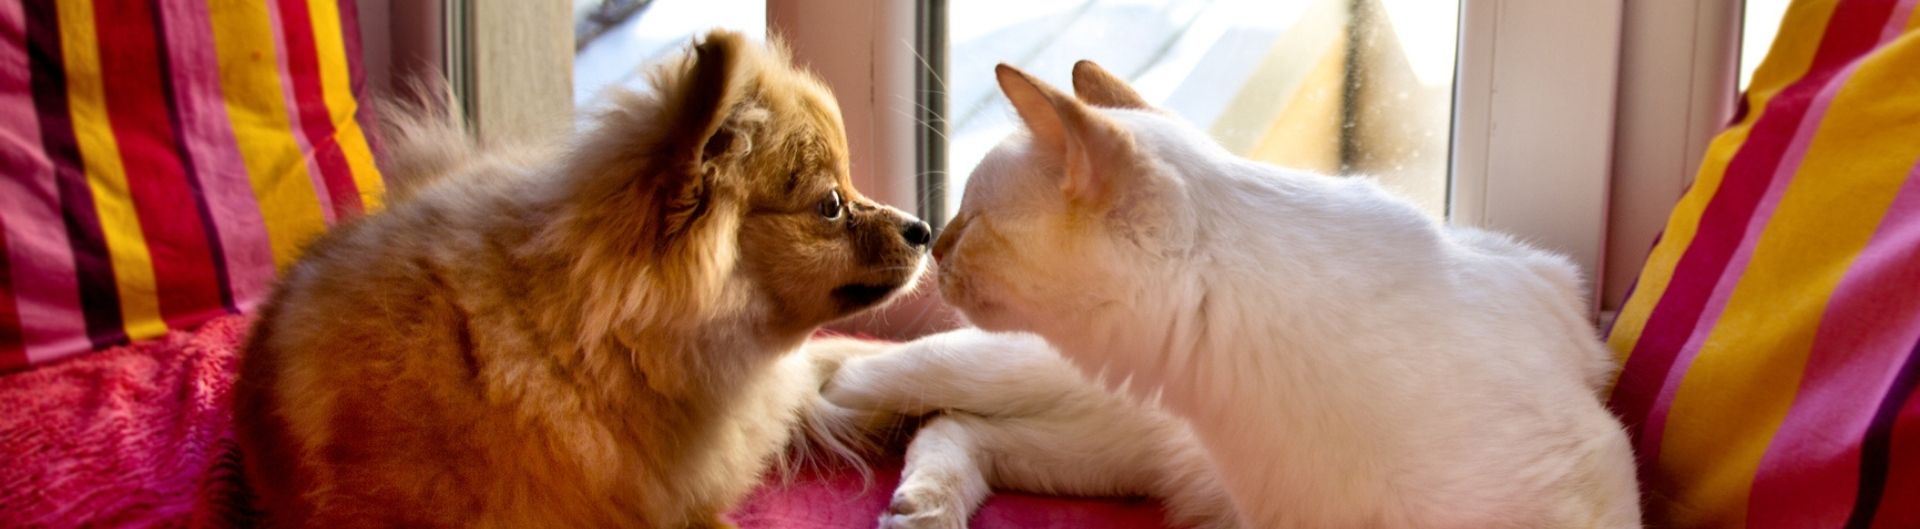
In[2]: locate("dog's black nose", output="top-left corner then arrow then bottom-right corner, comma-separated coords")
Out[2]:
901,220 -> 933,247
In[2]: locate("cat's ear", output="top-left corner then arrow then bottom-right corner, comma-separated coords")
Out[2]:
996,64 -> 1069,153
995,64 -> 1138,206
1071,60 -> 1152,110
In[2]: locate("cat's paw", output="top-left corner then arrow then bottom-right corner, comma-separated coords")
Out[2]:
876,485 -> 971,529
823,356 -> 937,415
804,336 -> 894,377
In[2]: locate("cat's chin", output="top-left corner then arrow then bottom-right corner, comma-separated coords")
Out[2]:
935,282 -> 993,327
945,299 -> 1012,332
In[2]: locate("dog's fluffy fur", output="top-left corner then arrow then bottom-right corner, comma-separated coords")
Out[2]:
233,31 -> 929,528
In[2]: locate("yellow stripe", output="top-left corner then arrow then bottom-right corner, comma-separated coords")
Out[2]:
1658,36 -> 1920,528
57,0 -> 168,340
206,0 -> 327,267
1604,0 -> 1839,372
306,0 -> 385,211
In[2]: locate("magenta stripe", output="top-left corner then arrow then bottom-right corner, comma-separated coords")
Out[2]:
1865,370 -> 1920,527
339,0 -> 366,92
0,0 -> 91,361
1634,48 -> 1884,464
0,213 -> 20,368
263,0 -> 337,225
1847,338 -> 1920,528
337,0 -> 383,164
24,0 -> 128,352
156,0 -> 276,313
1747,157 -> 1920,526
1881,0 -> 1920,42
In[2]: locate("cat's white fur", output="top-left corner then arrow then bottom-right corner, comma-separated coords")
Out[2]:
857,62 -> 1642,528
821,330 -> 1238,529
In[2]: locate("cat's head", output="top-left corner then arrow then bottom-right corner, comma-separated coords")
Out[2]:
934,61 -> 1206,332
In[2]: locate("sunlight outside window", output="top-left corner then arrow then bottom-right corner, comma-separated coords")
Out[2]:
941,0 -> 1461,219
572,0 -> 766,109
1739,0 -> 1792,91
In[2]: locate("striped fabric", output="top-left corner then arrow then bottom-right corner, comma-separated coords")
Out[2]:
1607,1 -> 1920,527
0,0 -> 383,370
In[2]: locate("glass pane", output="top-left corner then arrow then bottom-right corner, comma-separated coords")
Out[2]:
1738,0 -> 1792,92
572,0 -> 766,109
942,0 -> 1460,219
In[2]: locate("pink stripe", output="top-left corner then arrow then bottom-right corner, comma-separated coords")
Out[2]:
1881,0 -> 1919,44
1634,15 -> 1907,461
1748,158 -> 1920,526
0,0 -> 92,361
264,0 -> 337,225
158,0 -> 276,312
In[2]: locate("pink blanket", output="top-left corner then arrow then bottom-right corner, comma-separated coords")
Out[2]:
0,316 -> 1174,528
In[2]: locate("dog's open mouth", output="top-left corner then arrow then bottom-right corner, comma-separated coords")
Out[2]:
833,282 -> 903,310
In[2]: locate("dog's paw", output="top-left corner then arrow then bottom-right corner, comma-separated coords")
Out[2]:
876,485 -> 971,529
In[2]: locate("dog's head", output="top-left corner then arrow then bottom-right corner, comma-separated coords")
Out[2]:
552,30 -> 930,345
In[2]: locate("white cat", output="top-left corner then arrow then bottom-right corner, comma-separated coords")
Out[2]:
835,61 -> 1642,529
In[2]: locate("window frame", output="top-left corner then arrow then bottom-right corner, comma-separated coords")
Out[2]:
1450,0 -> 1625,314
445,0 -> 1750,332
1603,0 -> 1742,312
770,0 -> 1631,329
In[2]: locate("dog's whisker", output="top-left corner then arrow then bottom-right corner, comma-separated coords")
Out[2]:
888,105 -> 950,142
900,37 -> 949,95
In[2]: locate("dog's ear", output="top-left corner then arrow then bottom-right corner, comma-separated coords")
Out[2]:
654,30 -> 751,239
668,31 -> 748,171
1071,60 -> 1151,110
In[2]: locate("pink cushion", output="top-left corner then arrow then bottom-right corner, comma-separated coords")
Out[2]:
736,458 -> 1172,528
0,316 -> 1179,528
1605,1 -> 1920,526
0,0 -> 387,370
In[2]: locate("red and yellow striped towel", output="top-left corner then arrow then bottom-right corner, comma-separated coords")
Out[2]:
0,0 -> 383,370
1608,0 -> 1920,526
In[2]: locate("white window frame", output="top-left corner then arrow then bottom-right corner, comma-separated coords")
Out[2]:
1603,0 -> 1742,312
771,0 -> 959,338
1450,0 -> 1624,314
768,0 -> 923,219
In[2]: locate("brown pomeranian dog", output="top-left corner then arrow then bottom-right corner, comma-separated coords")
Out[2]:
233,30 -> 930,529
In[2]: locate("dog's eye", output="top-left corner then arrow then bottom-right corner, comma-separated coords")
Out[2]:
818,189 -> 844,220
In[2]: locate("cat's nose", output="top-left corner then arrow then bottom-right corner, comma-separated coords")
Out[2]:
901,219 -> 933,248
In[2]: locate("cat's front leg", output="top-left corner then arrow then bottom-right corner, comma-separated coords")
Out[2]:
823,329 -> 1080,418
881,414 -> 992,529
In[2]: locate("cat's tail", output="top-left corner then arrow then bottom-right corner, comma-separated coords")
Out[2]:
372,79 -> 473,204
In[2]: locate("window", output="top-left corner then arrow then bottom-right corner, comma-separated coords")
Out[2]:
572,0 -> 766,108
464,0 -> 1624,323
1739,0 -> 1793,91
939,0 -> 1461,220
